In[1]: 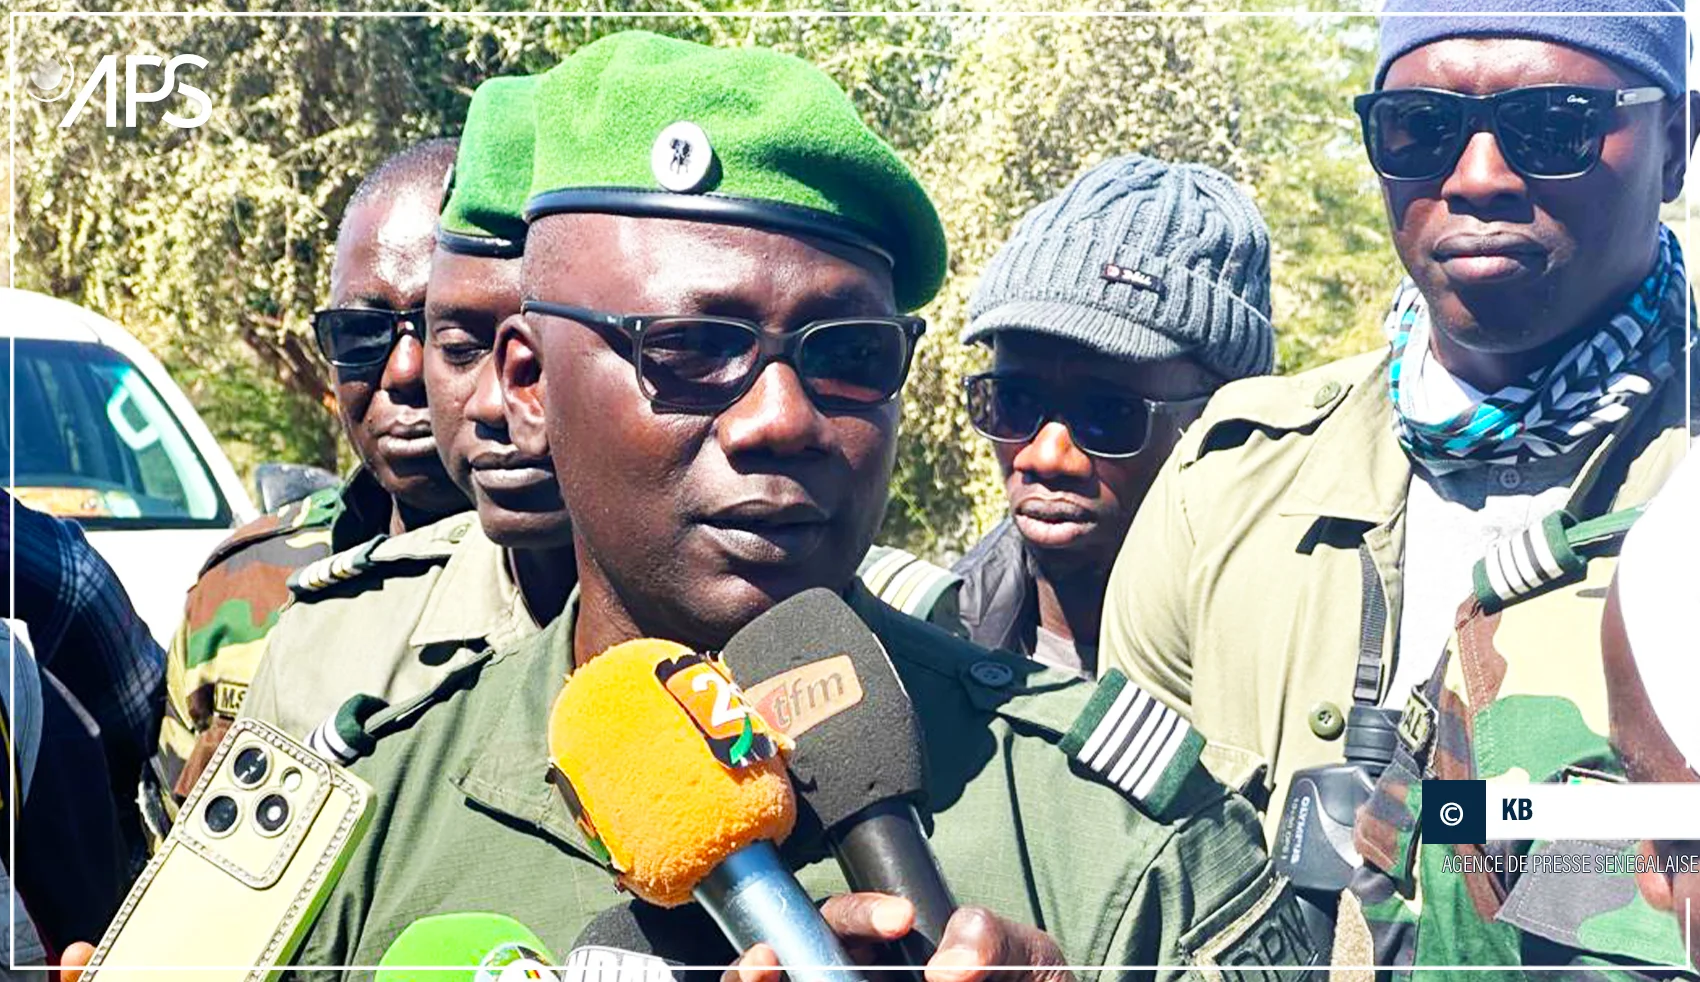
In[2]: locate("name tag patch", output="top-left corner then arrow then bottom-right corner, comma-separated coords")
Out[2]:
213,681 -> 248,719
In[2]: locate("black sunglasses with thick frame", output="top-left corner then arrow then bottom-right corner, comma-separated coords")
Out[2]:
311,307 -> 426,373
1353,84 -> 1667,182
521,299 -> 927,413
964,372 -> 1211,460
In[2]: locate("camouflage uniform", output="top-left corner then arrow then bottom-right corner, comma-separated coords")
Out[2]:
1349,505 -> 1694,976
1100,344 -> 1696,839
156,469 -> 392,815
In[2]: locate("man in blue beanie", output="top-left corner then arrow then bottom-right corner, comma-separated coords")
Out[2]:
1100,0 -> 1699,970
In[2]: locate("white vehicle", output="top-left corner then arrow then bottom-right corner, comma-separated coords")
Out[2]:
3,288 -> 258,644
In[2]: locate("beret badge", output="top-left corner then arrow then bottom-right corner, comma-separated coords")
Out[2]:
651,120 -> 715,194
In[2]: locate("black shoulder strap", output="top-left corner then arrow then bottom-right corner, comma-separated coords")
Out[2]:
1353,543 -> 1387,707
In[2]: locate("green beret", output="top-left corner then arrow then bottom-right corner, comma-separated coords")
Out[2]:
525,31 -> 947,311
438,74 -> 536,258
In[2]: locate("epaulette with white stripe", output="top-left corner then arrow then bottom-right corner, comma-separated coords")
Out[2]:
856,545 -> 963,622
303,694 -> 388,766
287,534 -> 388,596
1059,669 -> 1206,821
1472,507 -> 1642,613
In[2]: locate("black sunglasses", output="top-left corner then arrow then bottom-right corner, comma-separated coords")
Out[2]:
964,373 -> 1210,459
521,300 -> 926,413
311,307 -> 426,372
1353,84 -> 1666,182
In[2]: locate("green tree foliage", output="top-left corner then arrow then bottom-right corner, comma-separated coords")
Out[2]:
893,3 -> 1392,554
6,3 -> 1389,555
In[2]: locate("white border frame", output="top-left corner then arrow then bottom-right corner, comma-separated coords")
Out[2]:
5,5 -> 1695,974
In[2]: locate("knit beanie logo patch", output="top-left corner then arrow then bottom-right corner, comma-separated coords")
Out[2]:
1101,262 -> 1158,291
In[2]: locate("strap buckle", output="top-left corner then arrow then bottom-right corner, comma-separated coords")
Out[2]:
1397,688 -> 1435,759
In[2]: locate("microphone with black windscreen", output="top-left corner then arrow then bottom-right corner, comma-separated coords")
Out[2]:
720,588 -> 958,971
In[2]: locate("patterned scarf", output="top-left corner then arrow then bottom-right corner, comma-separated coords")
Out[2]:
1386,226 -> 1691,466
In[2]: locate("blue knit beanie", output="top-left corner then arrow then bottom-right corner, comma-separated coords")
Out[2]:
1376,0 -> 1688,97
962,154 -> 1274,382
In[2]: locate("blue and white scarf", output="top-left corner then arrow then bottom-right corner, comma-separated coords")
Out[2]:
1386,226 -> 1691,466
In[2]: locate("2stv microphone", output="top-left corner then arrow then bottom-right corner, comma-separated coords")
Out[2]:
377,591 -> 953,981
544,589 -> 958,982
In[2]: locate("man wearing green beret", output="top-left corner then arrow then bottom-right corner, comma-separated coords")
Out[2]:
271,32 -> 1319,981
154,138 -> 472,820
240,75 -> 576,746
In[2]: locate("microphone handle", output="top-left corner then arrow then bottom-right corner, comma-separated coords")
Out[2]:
693,841 -> 868,982
831,800 -> 958,973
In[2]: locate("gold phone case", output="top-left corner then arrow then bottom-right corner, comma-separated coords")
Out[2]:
82,718 -> 373,982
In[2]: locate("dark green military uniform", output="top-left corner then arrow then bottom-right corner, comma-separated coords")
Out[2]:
285,586 -> 1318,981
855,544 -> 965,635
278,32 -> 1316,982
157,469 -> 390,812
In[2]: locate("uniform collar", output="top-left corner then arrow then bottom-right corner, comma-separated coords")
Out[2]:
449,589 -> 601,862
1278,351 -> 1412,526
845,582 -> 1088,737
1275,344 -> 1693,527
449,584 -> 1093,867
409,521 -> 539,649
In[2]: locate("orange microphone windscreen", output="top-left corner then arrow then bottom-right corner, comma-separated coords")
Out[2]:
548,638 -> 795,907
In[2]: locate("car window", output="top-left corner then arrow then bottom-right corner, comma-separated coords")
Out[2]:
2,339 -> 231,530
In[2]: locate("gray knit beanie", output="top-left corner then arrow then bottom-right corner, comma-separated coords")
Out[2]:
962,154 -> 1274,381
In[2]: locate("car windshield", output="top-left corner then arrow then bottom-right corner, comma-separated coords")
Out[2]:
3,339 -> 231,530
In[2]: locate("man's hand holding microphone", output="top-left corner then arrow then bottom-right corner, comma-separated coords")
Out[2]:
727,895 -> 1072,982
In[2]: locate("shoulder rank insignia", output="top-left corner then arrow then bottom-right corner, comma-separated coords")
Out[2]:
304,693 -> 388,766
1060,669 -> 1206,821
1473,507 -> 1641,613
287,534 -> 388,597
856,546 -> 962,623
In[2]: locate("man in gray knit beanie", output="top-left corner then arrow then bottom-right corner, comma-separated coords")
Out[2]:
950,153 -> 1274,675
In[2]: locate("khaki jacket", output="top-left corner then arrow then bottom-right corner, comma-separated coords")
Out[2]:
242,512 -> 542,741
1099,348 -> 1694,838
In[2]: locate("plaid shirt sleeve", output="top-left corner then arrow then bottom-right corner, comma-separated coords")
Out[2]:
3,491 -> 165,793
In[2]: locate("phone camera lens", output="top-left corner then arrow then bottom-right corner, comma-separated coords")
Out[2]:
232,746 -> 270,788
254,793 -> 291,836
203,794 -> 239,837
